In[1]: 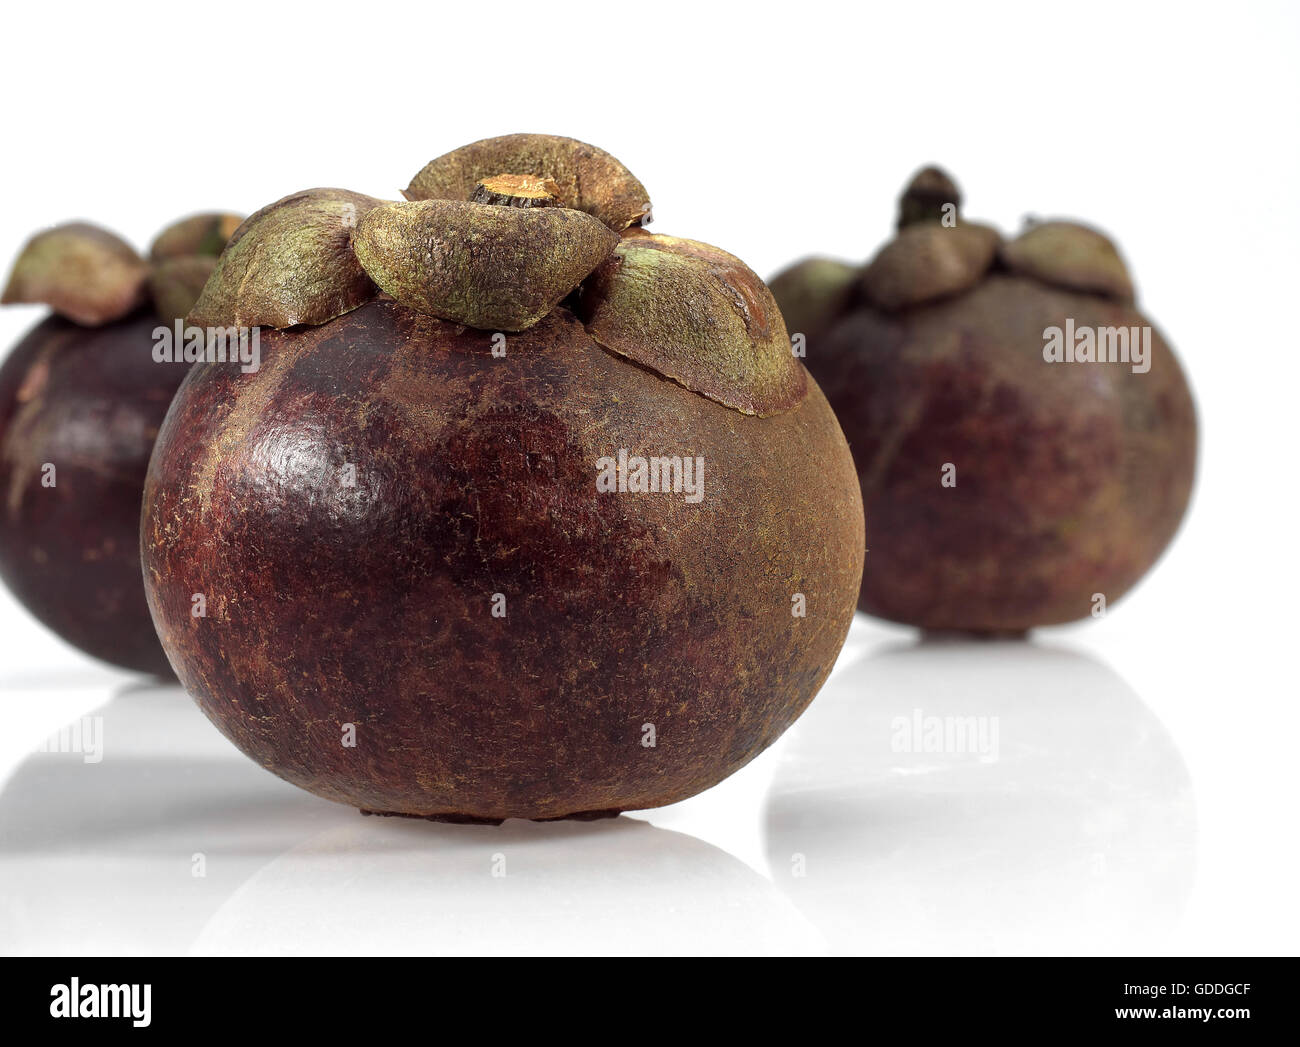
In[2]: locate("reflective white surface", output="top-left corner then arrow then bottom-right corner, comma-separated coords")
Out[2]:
765,640 -> 1194,955
0,677 -> 820,956
2,614 -> 1294,956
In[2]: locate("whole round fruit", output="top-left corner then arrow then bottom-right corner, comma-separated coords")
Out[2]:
0,215 -> 240,672
142,135 -> 864,822
770,169 -> 1196,632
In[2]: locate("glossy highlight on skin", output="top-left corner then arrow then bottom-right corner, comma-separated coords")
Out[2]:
142,301 -> 864,821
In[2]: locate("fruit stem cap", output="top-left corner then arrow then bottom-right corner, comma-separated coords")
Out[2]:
897,166 -> 961,229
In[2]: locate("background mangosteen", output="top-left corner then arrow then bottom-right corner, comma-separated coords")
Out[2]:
769,169 -> 1197,633
0,215 -> 241,673
141,134 -> 865,823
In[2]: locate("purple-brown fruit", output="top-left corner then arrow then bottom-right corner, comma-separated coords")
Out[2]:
142,135 -> 864,822
0,216 -> 240,673
770,169 -> 1197,632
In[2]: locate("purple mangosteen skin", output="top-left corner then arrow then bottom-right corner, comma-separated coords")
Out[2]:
809,274 -> 1197,631
0,311 -> 189,673
141,300 -> 864,821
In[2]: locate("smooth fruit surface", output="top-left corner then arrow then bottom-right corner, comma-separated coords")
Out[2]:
142,301 -> 863,820
0,313 -> 188,672
811,274 -> 1195,630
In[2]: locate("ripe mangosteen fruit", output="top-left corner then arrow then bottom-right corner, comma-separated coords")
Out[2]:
141,134 -> 865,823
0,214 -> 241,673
769,169 -> 1196,633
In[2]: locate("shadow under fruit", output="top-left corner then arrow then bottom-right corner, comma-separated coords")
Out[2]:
770,169 -> 1197,632
142,135 -> 864,822
0,215 -> 240,673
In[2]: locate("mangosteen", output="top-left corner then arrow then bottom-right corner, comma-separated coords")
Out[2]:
0,214 -> 241,673
141,134 -> 864,822
769,169 -> 1197,633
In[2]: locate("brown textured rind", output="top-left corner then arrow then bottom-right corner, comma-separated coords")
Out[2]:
353,200 -> 617,331
1,223 -> 148,326
897,166 -> 962,229
0,313 -> 189,673
149,213 -> 244,261
808,274 -> 1195,630
188,189 -> 385,329
1000,220 -> 1135,302
142,300 -> 863,820
578,234 -> 807,416
767,257 -> 859,348
404,134 -> 652,232
149,256 -> 219,324
860,222 -> 1001,311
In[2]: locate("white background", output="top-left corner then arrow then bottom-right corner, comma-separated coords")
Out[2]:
0,1 -> 1297,955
